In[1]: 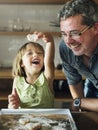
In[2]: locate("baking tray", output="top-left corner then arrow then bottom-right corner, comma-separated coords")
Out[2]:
0,109 -> 77,130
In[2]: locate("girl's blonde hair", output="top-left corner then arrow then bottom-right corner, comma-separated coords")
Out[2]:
12,42 -> 44,77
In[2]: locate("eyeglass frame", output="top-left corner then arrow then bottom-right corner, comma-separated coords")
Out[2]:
60,24 -> 93,39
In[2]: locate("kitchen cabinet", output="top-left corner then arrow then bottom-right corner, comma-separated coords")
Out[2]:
0,78 -> 13,108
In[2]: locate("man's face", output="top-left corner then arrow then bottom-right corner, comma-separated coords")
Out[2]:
60,15 -> 97,57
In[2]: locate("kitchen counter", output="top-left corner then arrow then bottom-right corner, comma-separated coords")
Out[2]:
0,109 -> 77,130
72,112 -> 98,130
0,68 -> 85,80
0,69 -> 12,79
0,68 -> 66,79
0,109 -> 98,130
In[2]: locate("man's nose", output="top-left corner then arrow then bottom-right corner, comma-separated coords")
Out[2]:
64,36 -> 75,44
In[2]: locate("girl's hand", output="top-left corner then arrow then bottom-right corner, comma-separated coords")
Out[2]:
33,32 -> 54,44
8,88 -> 20,109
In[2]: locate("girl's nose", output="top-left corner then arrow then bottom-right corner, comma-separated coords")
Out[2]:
32,52 -> 36,56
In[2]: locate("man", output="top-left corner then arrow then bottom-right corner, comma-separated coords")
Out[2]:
58,0 -> 98,111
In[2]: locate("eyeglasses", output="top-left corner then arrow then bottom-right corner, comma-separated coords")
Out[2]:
60,25 -> 92,39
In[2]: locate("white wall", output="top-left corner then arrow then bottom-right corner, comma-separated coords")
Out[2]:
0,4 -> 63,68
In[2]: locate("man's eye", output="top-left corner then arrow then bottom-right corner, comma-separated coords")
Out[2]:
60,32 -> 67,36
71,31 -> 80,36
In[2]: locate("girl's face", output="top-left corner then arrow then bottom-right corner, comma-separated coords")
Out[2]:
21,43 -> 44,74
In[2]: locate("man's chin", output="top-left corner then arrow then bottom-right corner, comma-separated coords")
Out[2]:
73,51 -> 83,56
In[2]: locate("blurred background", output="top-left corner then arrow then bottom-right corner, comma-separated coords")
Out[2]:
0,3 -> 62,68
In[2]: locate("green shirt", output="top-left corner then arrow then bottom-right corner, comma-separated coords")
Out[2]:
15,72 -> 54,108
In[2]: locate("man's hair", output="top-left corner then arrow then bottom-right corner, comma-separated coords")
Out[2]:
58,0 -> 98,25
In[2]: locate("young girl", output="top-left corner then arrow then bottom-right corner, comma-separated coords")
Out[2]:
8,32 -> 55,108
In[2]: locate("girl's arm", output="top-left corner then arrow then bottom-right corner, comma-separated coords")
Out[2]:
43,33 -> 55,81
34,32 -> 55,92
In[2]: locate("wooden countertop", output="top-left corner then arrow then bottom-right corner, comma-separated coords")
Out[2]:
0,68 -> 66,80
72,112 -> 98,130
0,69 -> 12,79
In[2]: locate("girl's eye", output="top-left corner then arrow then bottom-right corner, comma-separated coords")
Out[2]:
37,52 -> 43,55
27,51 -> 33,55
